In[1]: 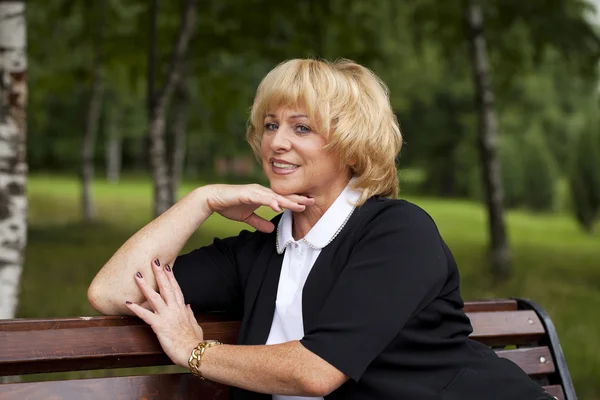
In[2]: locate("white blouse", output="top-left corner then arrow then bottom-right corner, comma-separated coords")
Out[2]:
266,182 -> 360,400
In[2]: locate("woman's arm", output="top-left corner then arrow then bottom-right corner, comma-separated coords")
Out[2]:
200,341 -> 348,396
88,184 -> 313,316
126,257 -> 347,396
87,187 -> 214,315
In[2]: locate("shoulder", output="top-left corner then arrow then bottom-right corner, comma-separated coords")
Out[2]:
352,197 -> 441,237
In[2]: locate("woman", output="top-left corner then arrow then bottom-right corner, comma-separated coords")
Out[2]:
88,58 -> 554,399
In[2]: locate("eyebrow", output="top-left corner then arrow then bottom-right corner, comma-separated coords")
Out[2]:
264,114 -> 308,120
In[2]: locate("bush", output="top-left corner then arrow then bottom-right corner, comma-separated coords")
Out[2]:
568,126 -> 600,232
520,127 -> 559,212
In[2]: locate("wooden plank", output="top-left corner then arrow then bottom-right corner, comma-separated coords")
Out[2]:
0,373 -> 231,400
0,313 -> 234,332
542,385 -> 565,400
463,299 -> 518,313
0,321 -> 241,376
0,376 -> 568,400
467,310 -> 545,346
495,347 -> 555,377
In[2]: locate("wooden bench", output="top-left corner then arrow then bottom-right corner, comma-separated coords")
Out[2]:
0,298 -> 576,399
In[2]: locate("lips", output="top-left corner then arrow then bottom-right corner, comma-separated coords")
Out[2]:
270,158 -> 299,174
272,161 -> 298,169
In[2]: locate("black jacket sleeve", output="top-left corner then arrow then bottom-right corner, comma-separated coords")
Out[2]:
173,229 -> 257,313
300,202 -> 448,381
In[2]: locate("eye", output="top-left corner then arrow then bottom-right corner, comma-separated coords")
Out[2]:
295,124 -> 311,134
264,122 -> 278,131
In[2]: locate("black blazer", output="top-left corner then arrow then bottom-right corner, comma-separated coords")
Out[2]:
174,198 -> 553,400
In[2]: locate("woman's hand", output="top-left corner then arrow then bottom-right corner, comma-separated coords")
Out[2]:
125,259 -> 204,368
205,184 -> 314,233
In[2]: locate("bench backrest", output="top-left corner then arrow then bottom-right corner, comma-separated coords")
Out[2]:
0,298 -> 575,400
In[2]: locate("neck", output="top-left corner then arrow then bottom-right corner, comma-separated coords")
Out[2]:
291,179 -> 349,240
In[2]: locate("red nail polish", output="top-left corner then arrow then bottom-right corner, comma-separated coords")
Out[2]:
136,271 -> 143,278
165,264 -> 172,272
154,259 -> 160,266
125,301 -> 132,305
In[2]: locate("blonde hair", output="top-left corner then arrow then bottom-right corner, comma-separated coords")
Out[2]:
246,58 -> 403,205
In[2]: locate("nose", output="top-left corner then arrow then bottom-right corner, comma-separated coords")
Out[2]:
269,127 -> 292,153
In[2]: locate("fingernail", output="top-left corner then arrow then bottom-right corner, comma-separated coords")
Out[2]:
136,271 -> 143,278
165,264 -> 171,272
154,259 -> 160,266
125,301 -> 132,305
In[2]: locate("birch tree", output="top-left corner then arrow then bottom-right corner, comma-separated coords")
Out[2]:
81,2 -> 105,221
465,1 -> 511,278
148,0 -> 197,217
0,0 -> 27,319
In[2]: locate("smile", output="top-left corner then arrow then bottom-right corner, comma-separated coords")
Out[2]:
272,162 -> 299,170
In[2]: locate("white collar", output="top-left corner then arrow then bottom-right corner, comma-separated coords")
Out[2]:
276,181 -> 361,254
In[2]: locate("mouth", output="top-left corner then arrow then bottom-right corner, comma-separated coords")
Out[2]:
270,159 -> 299,174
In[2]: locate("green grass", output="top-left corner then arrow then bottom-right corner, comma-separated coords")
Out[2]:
18,174 -> 600,398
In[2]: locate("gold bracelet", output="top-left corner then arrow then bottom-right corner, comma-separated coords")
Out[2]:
188,340 -> 222,379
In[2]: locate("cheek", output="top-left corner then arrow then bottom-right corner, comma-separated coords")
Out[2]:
259,136 -> 269,157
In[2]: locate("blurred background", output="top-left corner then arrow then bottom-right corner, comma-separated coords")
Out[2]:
0,0 -> 599,397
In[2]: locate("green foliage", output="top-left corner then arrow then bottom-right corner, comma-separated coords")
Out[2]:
520,127 -> 559,212
499,135 -> 526,209
568,116 -> 600,232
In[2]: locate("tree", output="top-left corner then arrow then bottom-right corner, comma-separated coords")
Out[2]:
166,63 -> 189,206
569,121 -> 600,232
81,1 -> 106,222
0,0 -> 27,319
147,0 -> 197,217
411,0 -> 600,279
465,0 -> 511,279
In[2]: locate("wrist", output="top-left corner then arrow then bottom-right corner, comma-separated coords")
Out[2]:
191,186 -> 217,218
188,340 -> 222,379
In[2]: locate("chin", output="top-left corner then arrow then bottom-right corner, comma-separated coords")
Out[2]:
268,179 -> 305,196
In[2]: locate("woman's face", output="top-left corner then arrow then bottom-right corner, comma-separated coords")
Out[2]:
260,106 -> 351,201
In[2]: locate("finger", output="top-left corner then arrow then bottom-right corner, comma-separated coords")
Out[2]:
125,301 -> 159,326
134,271 -> 167,313
244,213 -> 275,233
281,193 -> 315,206
163,263 -> 185,305
152,259 -> 177,306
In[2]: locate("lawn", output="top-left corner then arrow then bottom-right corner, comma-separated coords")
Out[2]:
18,174 -> 600,399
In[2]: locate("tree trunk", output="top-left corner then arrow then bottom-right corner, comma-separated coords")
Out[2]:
81,66 -> 104,221
465,1 -> 511,279
148,0 -> 197,217
105,106 -> 122,184
167,67 -> 189,205
80,1 -> 105,222
0,1 -> 27,320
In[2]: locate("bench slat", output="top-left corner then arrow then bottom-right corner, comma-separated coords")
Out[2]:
495,346 -> 555,377
0,321 -> 240,376
0,313 -> 233,332
543,384 -> 565,400
467,310 -> 545,346
0,374 -> 564,400
463,299 -> 518,313
0,373 -> 230,400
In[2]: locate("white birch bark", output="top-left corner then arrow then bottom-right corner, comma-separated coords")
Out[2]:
148,0 -> 196,217
466,1 -> 511,279
0,1 -> 27,320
